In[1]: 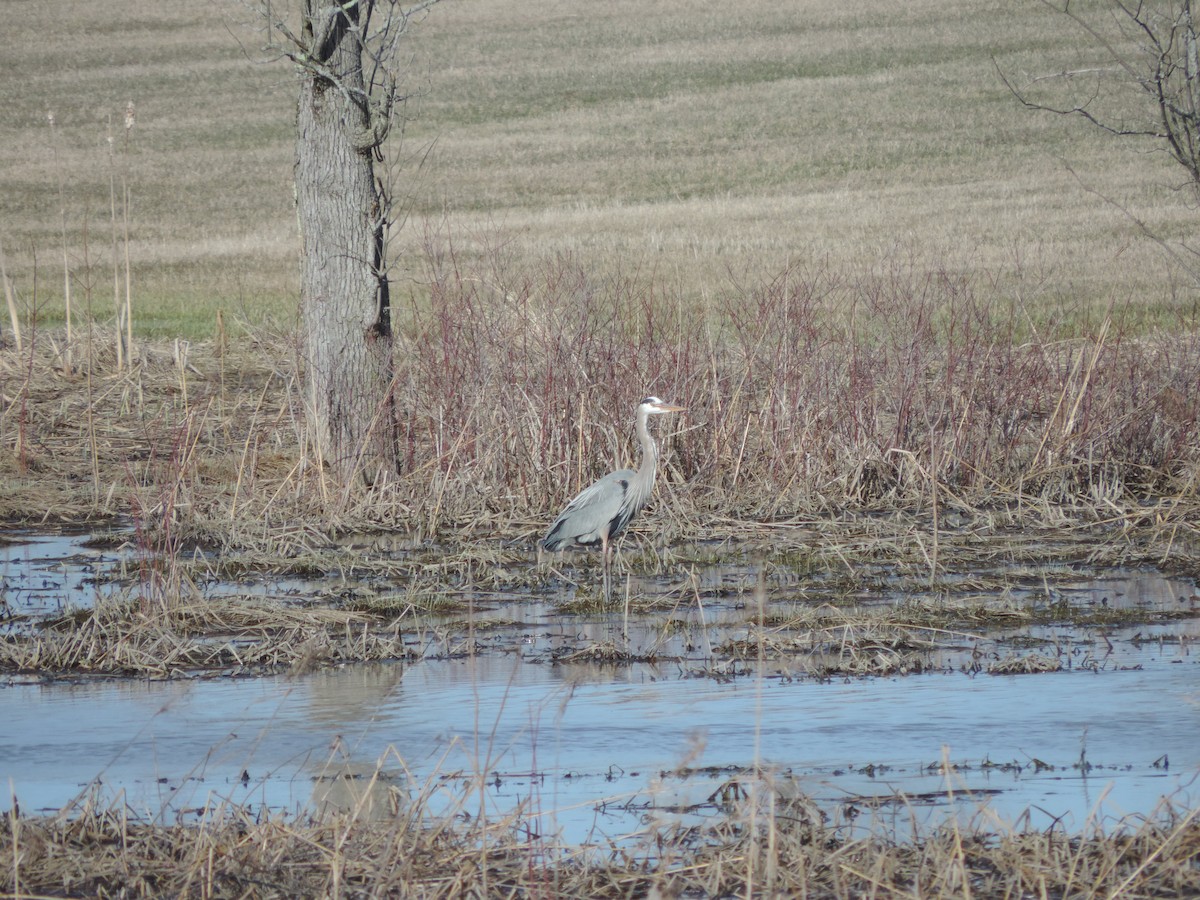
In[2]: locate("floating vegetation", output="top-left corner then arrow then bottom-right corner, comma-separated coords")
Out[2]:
986,652 -> 1064,675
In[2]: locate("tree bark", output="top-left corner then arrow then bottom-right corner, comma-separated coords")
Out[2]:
295,0 -> 397,483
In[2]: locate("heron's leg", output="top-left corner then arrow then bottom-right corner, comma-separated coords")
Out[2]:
601,534 -> 612,603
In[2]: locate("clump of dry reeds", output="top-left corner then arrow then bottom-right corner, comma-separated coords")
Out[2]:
3,773 -> 1197,898
0,593 -> 413,679
3,240 -> 1200,560
368,235 -> 1200,555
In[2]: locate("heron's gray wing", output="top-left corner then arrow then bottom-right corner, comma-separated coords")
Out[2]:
542,468 -> 635,549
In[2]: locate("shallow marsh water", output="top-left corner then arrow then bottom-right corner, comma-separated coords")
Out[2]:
2,529 -> 1199,845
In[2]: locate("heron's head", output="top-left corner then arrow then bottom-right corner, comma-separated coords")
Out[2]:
640,396 -> 686,415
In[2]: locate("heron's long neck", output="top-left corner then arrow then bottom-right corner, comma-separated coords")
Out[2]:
637,411 -> 658,486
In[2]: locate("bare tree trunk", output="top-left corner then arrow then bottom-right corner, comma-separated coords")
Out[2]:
295,0 -> 397,483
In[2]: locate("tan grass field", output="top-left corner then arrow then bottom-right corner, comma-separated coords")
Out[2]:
2,0 -> 1196,338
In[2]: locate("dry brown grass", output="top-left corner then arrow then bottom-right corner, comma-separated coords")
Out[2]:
3,779 -> 1198,899
5,254 -> 1200,569
1,594 -> 413,679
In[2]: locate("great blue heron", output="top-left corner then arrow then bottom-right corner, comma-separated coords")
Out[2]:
542,395 -> 686,600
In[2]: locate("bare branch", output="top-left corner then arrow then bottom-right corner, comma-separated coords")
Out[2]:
1000,2 -> 1200,174
993,57 -> 1163,140
1003,1 -> 1200,286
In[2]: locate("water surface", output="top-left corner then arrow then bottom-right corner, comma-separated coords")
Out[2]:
2,530 -> 1198,844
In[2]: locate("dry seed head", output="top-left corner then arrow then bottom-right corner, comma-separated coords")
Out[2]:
47,111 -> 55,127
124,101 -> 136,130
